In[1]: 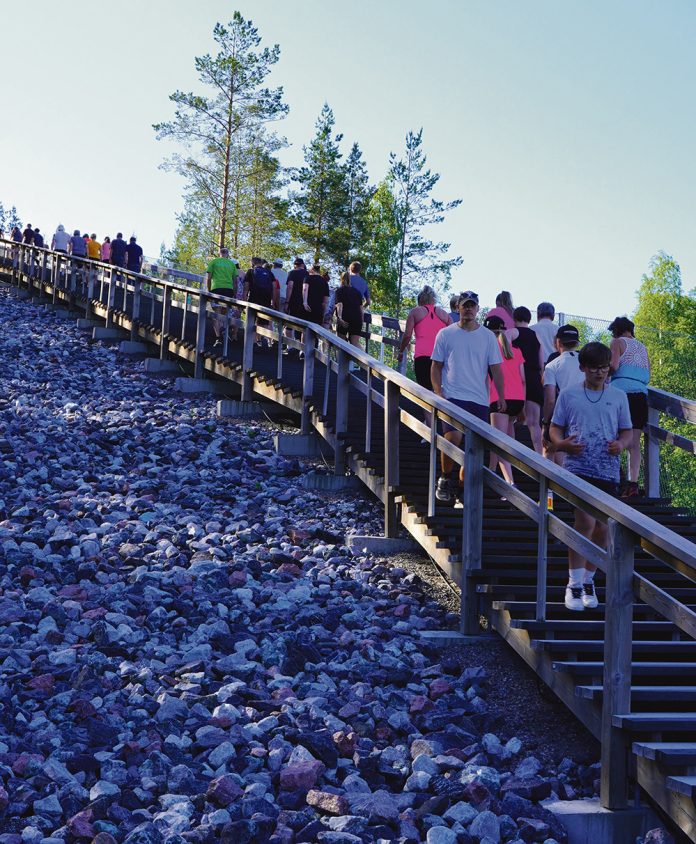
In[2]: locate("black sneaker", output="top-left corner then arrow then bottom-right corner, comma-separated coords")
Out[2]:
435,476 -> 453,503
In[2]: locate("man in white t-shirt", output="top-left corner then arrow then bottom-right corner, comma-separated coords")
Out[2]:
542,324 -> 583,461
531,301 -> 558,365
430,291 -> 505,504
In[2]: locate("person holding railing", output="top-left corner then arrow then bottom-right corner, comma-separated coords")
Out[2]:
33,229 -> 44,248
397,285 -> 451,429
549,342 -> 633,611
431,291 -> 506,505
51,225 -> 70,254
100,237 -> 112,263
68,230 -> 87,258
608,316 -> 651,498
205,247 -> 238,347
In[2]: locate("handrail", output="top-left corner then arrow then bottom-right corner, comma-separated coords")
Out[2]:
3,237 -> 696,812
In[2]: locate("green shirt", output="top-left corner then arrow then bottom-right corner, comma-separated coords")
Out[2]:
206,257 -> 238,291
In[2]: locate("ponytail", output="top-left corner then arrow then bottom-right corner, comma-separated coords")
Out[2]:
498,331 -> 514,360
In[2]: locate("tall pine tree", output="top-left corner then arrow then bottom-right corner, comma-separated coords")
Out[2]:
290,104 -> 348,265
341,142 -> 372,267
154,12 -> 288,251
389,129 -> 462,316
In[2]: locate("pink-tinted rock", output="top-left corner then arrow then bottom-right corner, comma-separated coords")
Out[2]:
394,603 -> 410,618
463,780 -> 491,806
68,808 -> 95,839
27,674 -> 54,694
277,562 -> 301,577
306,789 -> 349,815
332,730 -> 358,756
228,570 -> 247,587
429,678 -> 452,699
12,752 -> 44,776
409,695 -> 432,714
207,774 -> 243,806
279,760 -> 325,792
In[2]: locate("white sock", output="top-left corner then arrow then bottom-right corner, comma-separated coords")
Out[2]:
583,568 -> 596,584
568,569 -> 583,588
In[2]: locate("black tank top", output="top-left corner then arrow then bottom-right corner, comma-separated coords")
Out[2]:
512,326 -> 541,371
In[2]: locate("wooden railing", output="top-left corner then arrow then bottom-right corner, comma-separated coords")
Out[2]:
2,239 -> 696,811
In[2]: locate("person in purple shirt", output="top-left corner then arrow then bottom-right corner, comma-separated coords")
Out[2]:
110,233 -> 127,267
22,225 -> 34,245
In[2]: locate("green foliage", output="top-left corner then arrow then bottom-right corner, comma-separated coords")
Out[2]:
633,251 -> 696,512
289,104 -> 349,266
388,129 -> 462,316
154,12 -> 288,257
361,179 -> 400,313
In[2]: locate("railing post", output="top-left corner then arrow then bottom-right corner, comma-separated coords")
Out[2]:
384,380 -> 400,538
334,349 -> 349,475
160,286 -> 172,360
600,519 -> 634,810
194,292 -> 207,380
364,369 -> 373,456
130,278 -> 142,341
461,431 -> 484,634
106,266 -> 117,327
536,476 -> 549,621
427,411 -> 438,519
241,307 -> 256,402
300,329 -> 315,435
85,264 -> 96,320
645,406 -> 660,498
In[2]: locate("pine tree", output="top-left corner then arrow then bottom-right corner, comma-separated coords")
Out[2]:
0,203 -> 6,234
7,205 -> 22,233
290,104 -> 349,265
154,12 -> 288,251
388,129 -> 462,316
342,142 -> 372,268
361,179 -> 400,312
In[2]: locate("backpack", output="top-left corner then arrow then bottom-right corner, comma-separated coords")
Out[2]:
251,265 -> 274,300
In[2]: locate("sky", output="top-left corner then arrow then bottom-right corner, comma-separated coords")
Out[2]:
2,0 -> 695,320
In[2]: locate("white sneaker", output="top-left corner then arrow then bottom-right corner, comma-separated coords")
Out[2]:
582,582 -> 598,609
564,585 -> 584,612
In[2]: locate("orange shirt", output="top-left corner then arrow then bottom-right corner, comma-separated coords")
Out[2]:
87,239 -> 101,259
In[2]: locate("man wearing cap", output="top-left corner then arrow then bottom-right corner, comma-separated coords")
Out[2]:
542,324 -> 583,458
532,301 -> 558,365
205,246 -> 238,347
431,291 -> 506,504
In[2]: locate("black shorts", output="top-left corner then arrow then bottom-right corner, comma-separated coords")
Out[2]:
308,309 -> 324,326
414,356 -> 433,390
576,474 -> 619,497
249,293 -> 272,308
626,392 -> 648,429
338,321 -> 362,338
213,287 -> 236,299
441,399 -> 489,433
490,398 -> 524,416
525,368 -> 544,406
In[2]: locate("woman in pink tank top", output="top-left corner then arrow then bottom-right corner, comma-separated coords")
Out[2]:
484,314 -> 526,491
398,286 -> 451,431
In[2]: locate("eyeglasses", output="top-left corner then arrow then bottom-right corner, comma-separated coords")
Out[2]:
586,365 -> 610,373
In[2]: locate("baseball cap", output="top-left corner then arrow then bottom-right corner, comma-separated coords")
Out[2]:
484,314 -> 505,331
273,259 -> 283,268
556,324 -> 580,343
457,290 -> 479,305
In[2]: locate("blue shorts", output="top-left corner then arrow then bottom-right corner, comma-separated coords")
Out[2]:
441,398 -> 489,434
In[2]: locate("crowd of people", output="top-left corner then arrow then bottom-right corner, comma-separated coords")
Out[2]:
4,226 -> 653,613
400,287 -> 650,613
4,223 -> 144,273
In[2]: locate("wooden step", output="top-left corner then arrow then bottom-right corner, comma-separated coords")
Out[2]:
632,742 -> 696,766
553,662 -> 696,678
514,620 -> 678,635
492,601 -> 674,619
534,640 -> 696,655
665,776 -> 696,798
578,686 -> 696,703
612,713 -> 696,733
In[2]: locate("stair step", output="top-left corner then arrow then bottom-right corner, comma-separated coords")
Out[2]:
578,686 -> 696,702
513,620 -> 677,635
632,742 -> 696,766
534,640 -> 696,655
612,712 -> 696,732
553,662 -> 696,678
665,776 -> 696,798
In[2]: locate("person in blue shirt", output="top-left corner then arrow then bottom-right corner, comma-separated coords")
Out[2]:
126,237 -> 143,273
110,233 -> 127,267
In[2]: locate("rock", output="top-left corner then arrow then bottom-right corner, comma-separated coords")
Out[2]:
347,789 -> 400,822
280,761 -> 325,792
470,810 -> 501,842
426,827 -> 458,844
306,790 -> 350,815
207,775 -> 243,807
643,831 -> 675,844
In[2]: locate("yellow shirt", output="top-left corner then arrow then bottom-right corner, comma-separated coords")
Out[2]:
87,239 -> 101,259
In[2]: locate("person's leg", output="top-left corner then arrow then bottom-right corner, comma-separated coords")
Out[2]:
628,429 -> 642,483
525,400 -> 543,454
498,416 -> 516,485
488,411 -> 505,475
566,507 -> 596,610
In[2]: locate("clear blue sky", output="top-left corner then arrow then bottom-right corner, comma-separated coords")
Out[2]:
2,0 -> 695,319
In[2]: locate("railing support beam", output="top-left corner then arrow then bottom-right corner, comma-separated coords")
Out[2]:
300,330 -> 315,435
645,406 -> 660,498
241,309 -> 256,402
461,431 -> 484,634
194,293 -> 207,380
600,519 -> 634,810
384,380 -> 400,538
334,349 -> 349,475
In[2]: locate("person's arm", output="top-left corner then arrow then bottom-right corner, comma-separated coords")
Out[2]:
285,278 -> 293,311
609,337 -> 624,373
321,295 -> 328,318
243,270 -> 251,301
272,280 -> 280,310
489,363 -> 507,413
398,311 -> 416,361
549,424 -> 585,454
364,285 -> 371,307
542,384 -> 556,444
302,281 -> 310,311
608,428 -> 633,455
431,360 -> 444,396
